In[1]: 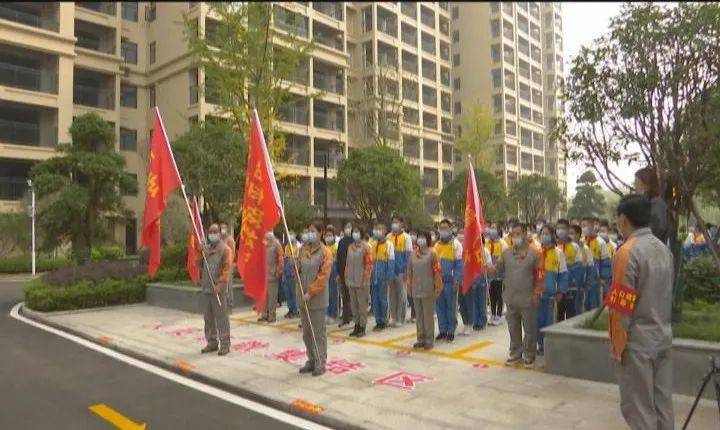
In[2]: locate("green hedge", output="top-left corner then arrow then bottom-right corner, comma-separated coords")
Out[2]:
91,245 -> 125,261
24,277 -> 147,312
684,256 -> 720,303
0,256 -> 71,274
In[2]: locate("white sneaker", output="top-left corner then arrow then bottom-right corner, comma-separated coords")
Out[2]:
326,317 -> 336,325
495,316 -> 504,326
391,321 -> 401,328
460,326 -> 470,336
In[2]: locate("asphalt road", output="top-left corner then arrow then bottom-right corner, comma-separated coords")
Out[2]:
0,278 -> 318,430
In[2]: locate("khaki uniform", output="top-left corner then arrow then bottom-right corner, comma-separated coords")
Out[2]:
223,235 -> 236,311
198,242 -> 233,348
408,249 -> 441,347
609,227 -> 674,430
296,242 -> 332,369
344,241 -> 372,328
263,237 -> 283,322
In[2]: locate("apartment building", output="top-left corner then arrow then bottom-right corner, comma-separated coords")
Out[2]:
450,2 -> 567,194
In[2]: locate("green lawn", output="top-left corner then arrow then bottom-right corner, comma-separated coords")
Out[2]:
582,302 -> 720,343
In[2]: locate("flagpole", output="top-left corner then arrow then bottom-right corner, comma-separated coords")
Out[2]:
252,109 -> 322,368
154,107 -> 222,307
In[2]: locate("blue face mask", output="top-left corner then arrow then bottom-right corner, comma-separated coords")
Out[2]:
439,230 -> 451,241
373,230 -> 384,240
540,234 -> 552,246
391,223 -> 400,233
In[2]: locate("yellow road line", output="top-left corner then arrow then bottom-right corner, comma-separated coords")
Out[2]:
89,403 -> 146,430
380,333 -> 417,346
449,341 -> 493,358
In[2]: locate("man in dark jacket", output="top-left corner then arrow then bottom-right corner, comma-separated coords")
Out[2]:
335,221 -> 354,327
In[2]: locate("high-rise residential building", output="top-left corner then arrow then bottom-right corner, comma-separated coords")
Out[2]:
450,2 -> 566,195
0,2 -> 456,253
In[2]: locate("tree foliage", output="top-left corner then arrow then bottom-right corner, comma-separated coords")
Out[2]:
509,174 -> 564,223
455,103 -> 496,171
440,169 -> 510,223
568,171 -> 606,219
556,2 -> 720,267
332,146 -> 423,223
173,120 -> 247,224
0,212 -> 31,258
280,193 -> 317,233
30,113 -> 136,261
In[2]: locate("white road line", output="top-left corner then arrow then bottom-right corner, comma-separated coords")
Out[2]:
9,302 -> 333,430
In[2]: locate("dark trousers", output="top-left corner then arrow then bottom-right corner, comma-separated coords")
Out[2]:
339,277 -> 353,324
489,279 -> 504,317
556,291 -> 576,322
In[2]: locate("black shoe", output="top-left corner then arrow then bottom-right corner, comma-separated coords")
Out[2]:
312,366 -> 326,377
435,333 -> 447,341
201,344 -> 218,354
413,342 -> 425,349
446,334 -> 455,342
283,311 -> 293,319
373,323 -> 385,332
356,326 -> 366,338
218,344 -> 230,356
299,362 -> 315,374
339,320 -> 351,328
523,357 -> 536,368
258,316 -> 268,322
349,324 -> 360,337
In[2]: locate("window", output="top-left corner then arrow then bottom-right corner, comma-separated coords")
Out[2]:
146,2 -> 156,22
491,68 -> 501,88
453,54 -> 460,66
189,69 -> 199,104
362,6 -> 373,32
440,66 -> 450,86
493,95 -> 502,113
454,101 -> 462,114
403,107 -> 419,125
451,6 -> 459,19
121,173 -> 138,196
505,119 -> 516,136
402,78 -> 418,102
442,117 -> 452,134
149,41 -> 156,64
442,170 -> 453,186
149,85 -> 156,107
422,58 -> 436,81
453,78 -> 461,90
505,95 -> 516,114
534,155 -> 544,173
452,30 -> 459,43
422,85 -> 436,107
496,145 -> 504,164
532,109 -> 543,124
441,92 -> 451,112
120,83 -> 137,108
120,127 -> 137,151
506,145 -> 517,165
520,104 -> 531,120
491,44 -> 501,62
504,69 -> 515,89
519,82 -> 530,101
122,2 -> 138,21
521,128 -> 532,147
442,143 -> 453,164
533,132 -> 544,150
423,112 -> 437,130
504,44 -> 514,63
521,152 -> 532,170
121,39 -> 137,64
494,119 -> 503,135
423,140 -> 438,162
491,19 -> 500,38
363,41 -> 373,66
403,136 -> 420,158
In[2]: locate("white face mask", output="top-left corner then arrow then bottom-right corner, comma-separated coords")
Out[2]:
324,236 -> 335,245
416,237 -> 427,248
512,235 -> 524,247
352,231 -> 361,242
344,227 -> 352,236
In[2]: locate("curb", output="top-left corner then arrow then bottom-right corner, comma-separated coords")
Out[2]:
20,305 -> 363,430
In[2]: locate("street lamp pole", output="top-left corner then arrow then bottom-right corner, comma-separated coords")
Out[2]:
27,179 -> 36,276
323,145 -> 329,226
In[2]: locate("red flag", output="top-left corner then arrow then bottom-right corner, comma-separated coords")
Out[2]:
462,160 -> 486,294
237,110 -> 282,313
141,108 -> 182,276
186,197 -> 204,283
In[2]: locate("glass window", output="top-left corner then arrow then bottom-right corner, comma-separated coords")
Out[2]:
362,6 -> 373,32
505,94 -> 516,114
455,101 -> 462,114
491,19 -> 500,38
149,85 -> 156,107
120,83 -> 137,108
122,2 -> 138,22
149,41 -> 156,64
121,173 -> 138,196
120,127 -> 137,151
505,119 -> 516,136
521,128 -> 532,147
491,44 -> 501,62
521,152 -> 532,170
453,54 -> 460,66
121,39 -> 137,64
452,6 -> 459,19
453,78 -> 461,90
504,69 -> 515,88
506,145 -> 517,165
492,68 -> 501,88
423,140 -> 438,162
533,132 -> 544,150
452,30 -> 459,43
493,94 -> 502,113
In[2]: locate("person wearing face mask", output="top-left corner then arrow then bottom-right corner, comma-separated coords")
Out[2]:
335,222 -> 355,327
343,227 -> 372,337
683,224 -> 708,259
536,225 -> 568,355
323,225 -> 340,324
370,223 -> 395,331
297,222 -> 332,377
433,219 -> 463,342
485,223 -> 508,326
282,231 -> 301,319
455,227 -> 474,335
581,217 -> 611,310
408,230 -> 442,350
495,223 -> 544,368
258,230 -> 284,323
571,224 -> 592,313
387,216 -> 413,327
198,224 -> 234,356
219,223 -> 236,312
526,224 -> 541,252
608,194 -> 674,430
599,220 -> 617,259
407,228 -> 419,323
555,219 -> 581,321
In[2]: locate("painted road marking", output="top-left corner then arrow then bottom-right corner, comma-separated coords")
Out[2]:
380,333 -> 417,346
10,303 -> 333,430
373,371 -> 434,391
448,341 -> 493,358
174,360 -> 194,372
89,403 -> 146,430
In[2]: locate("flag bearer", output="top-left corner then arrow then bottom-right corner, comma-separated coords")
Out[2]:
456,227 -> 475,335
297,222 -> 332,377
198,224 -> 233,356
485,223 -> 508,326
282,231 -> 301,319
434,219 -> 463,342
387,216 -> 413,327
556,219 -> 581,320
609,194 -> 674,430
370,223 -> 395,331
408,230 -> 442,350
259,230 -> 284,323
471,240 -> 495,331
344,226 -> 372,338
536,225 -> 568,355
582,217 -> 611,310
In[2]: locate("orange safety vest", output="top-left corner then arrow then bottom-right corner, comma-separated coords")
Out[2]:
607,237 -> 638,360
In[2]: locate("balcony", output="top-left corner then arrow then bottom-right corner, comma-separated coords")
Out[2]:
278,98 -> 309,125
440,67 -> 450,86
312,2 -> 343,21
0,3 -> 59,32
403,136 -> 420,159
274,6 -> 309,38
401,23 -> 417,46
76,2 -> 116,16
0,100 -> 57,148
313,61 -> 344,95
402,51 -> 417,75
440,41 -> 449,61
0,44 -> 58,93
73,68 -> 114,109
313,138 -> 344,169
420,5 -> 434,28
75,19 -> 116,55
423,112 -> 437,130
314,101 -> 344,132
377,8 -> 397,38
421,32 -> 435,55
422,59 -> 436,81
422,85 -> 436,108
281,134 -> 310,166
313,21 -> 343,51
378,42 -> 398,68
401,2 -> 417,19
439,16 -> 449,36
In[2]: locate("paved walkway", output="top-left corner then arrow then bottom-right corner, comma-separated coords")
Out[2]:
26,303 -> 717,429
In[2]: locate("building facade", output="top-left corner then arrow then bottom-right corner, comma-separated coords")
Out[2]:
450,2 -> 566,194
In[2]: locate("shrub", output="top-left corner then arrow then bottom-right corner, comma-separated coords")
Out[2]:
684,256 -> 720,304
24,277 -> 146,312
41,259 -> 143,287
91,245 -> 125,261
0,255 -> 71,274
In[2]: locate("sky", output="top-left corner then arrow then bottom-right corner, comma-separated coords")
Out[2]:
561,2 -> 637,195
